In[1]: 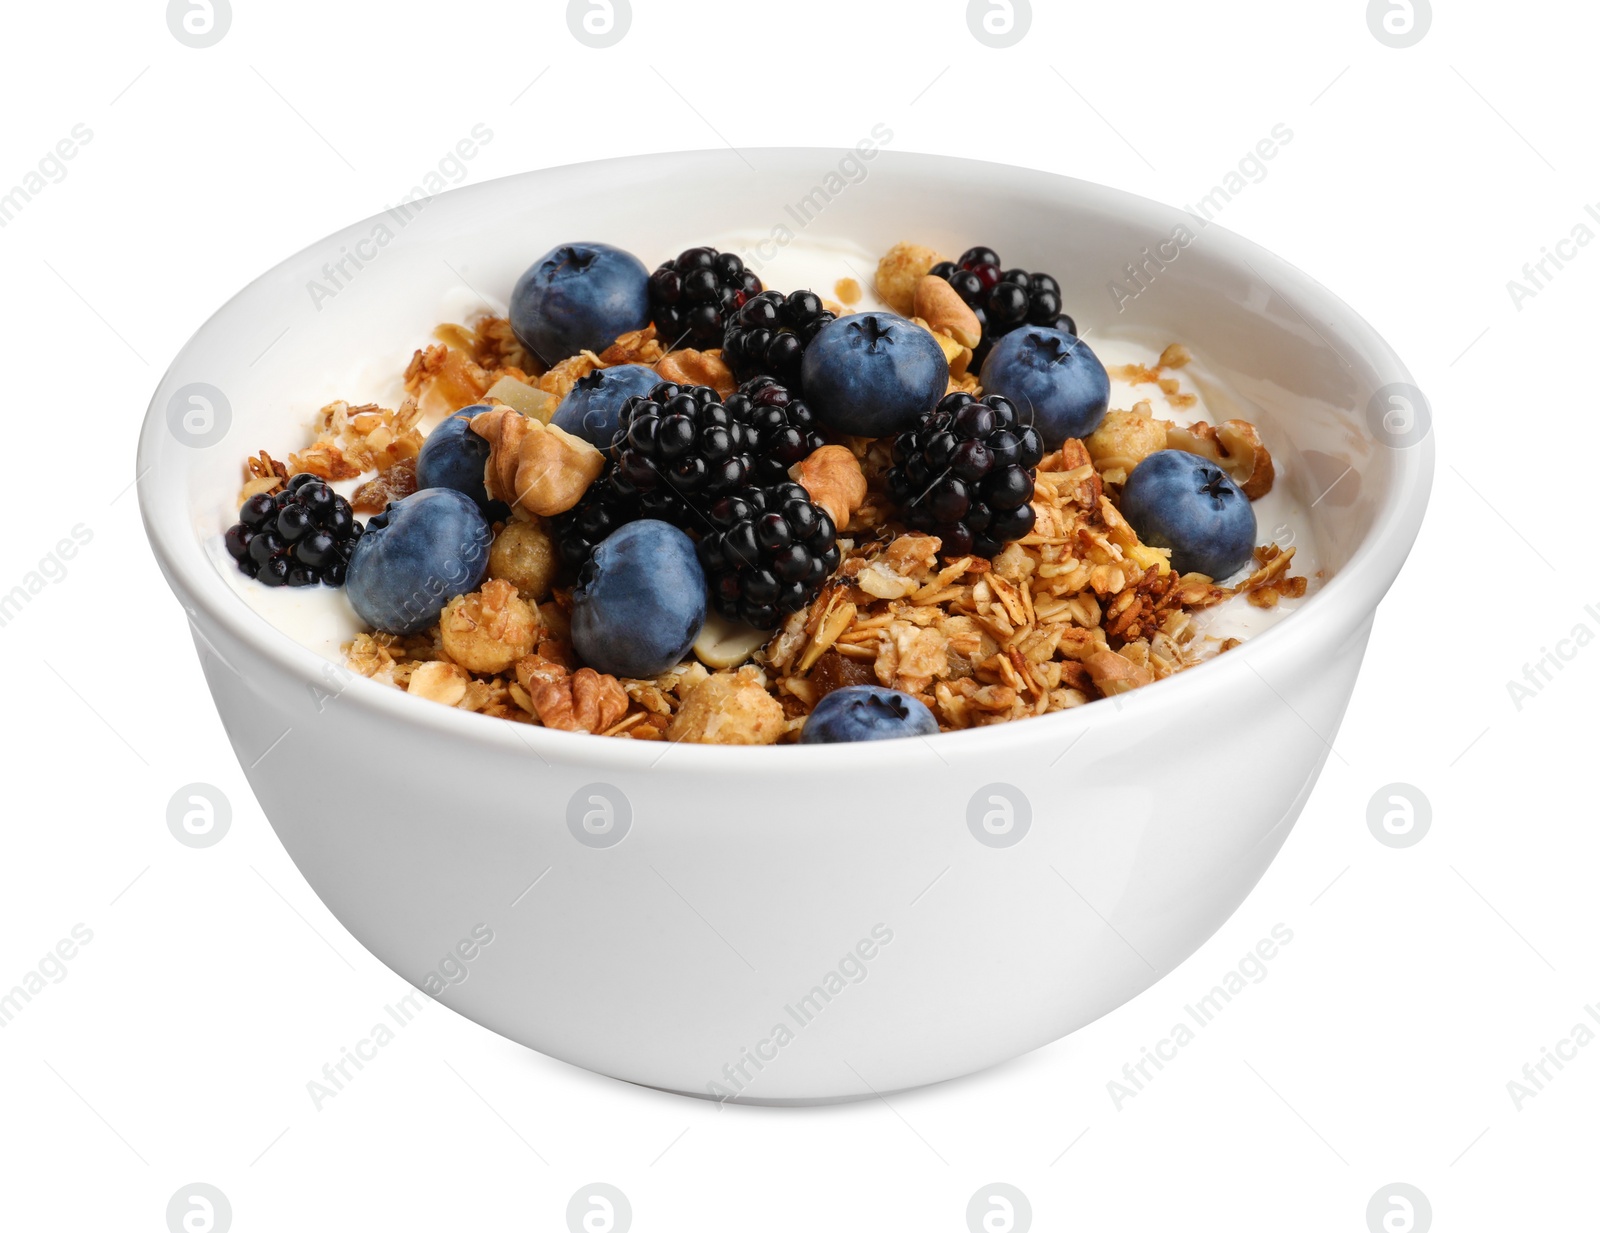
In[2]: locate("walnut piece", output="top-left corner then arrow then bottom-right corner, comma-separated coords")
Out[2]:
515,655 -> 629,733
1165,418 -> 1275,499
913,275 -> 982,349
470,407 -> 605,517
489,519 -> 560,602
875,242 -> 946,315
790,444 -> 867,531
440,580 -> 540,674
667,670 -> 786,745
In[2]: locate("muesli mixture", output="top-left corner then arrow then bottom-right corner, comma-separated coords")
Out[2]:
220,238 -> 1306,744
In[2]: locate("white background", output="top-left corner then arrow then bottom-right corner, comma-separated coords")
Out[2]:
2,0 -> 1593,1229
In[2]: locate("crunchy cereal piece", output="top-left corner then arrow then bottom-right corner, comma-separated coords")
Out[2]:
874,621 -> 950,695
238,450 -> 287,504
471,407 -> 605,517
667,669 -> 786,745
515,655 -> 629,733
351,458 -> 418,513
489,519 -> 560,603
912,317 -> 974,380
834,277 -> 862,305
875,242 -> 946,315
791,445 -> 867,531
1158,343 -> 1192,369
1084,649 -> 1153,696
655,348 -> 736,397
440,580 -> 540,674
408,660 -> 470,706
1085,405 -> 1170,483
600,324 -> 665,366
405,343 -> 492,418
536,352 -> 601,402
292,400 -> 425,479
913,275 -> 982,349
692,612 -> 771,671
484,374 -> 555,422
1164,419 -> 1275,499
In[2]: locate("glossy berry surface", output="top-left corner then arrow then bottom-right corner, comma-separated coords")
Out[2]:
571,520 -> 707,679
610,382 -> 758,524
416,405 -> 495,512
722,289 -> 836,389
225,473 -> 362,588
550,470 -> 640,570
887,393 -> 1044,558
649,247 -> 762,350
723,376 -> 826,486
932,246 -> 1077,367
799,685 -> 940,744
697,482 -> 840,629
344,488 -> 492,634
978,325 -> 1110,448
799,311 -> 948,437
509,242 -> 650,366
1119,449 -> 1257,579
550,363 -> 662,449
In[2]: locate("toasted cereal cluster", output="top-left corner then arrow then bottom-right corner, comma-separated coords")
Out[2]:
232,238 -> 1308,743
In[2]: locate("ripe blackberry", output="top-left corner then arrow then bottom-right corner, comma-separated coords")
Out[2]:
648,246 -> 762,350
886,392 -> 1044,559
723,376 -> 826,485
550,471 -> 640,570
609,381 -> 758,526
698,482 -> 841,629
225,473 -> 364,587
930,246 -> 1076,366
721,289 -> 836,388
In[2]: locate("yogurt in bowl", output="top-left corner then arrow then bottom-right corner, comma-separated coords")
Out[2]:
139,150 -> 1430,1102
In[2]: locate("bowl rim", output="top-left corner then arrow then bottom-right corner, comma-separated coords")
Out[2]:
137,146 -> 1434,769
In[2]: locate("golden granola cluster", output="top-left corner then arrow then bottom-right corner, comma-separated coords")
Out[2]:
237,241 -> 1307,745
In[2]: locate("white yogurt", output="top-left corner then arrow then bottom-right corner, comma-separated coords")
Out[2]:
213,238 -> 1317,664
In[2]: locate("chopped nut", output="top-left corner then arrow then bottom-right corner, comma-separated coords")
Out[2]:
874,242 -> 945,315
1085,406 -> 1171,483
440,579 -> 540,674
790,444 -> 867,531
693,611 -> 771,670
912,275 -> 982,349
407,660 -> 469,706
515,655 -> 629,733
471,407 -> 606,517
1165,419 -> 1275,499
404,343 -> 491,418
489,519 -> 560,603
667,669 -> 786,745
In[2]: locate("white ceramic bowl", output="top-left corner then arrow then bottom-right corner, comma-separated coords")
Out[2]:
138,149 -> 1431,1103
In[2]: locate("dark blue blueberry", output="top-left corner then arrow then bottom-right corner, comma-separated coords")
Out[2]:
550,364 -> 662,449
799,686 -> 940,744
799,312 -> 948,436
509,242 -> 650,367
570,520 -> 706,678
416,404 -> 494,511
1119,449 -> 1257,579
345,488 -> 492,635
978,326 -> 1110,447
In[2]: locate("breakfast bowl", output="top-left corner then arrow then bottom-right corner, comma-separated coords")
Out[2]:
137,148 -> 1432,1103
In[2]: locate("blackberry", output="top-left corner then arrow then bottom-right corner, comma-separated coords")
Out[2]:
930,246 -> 1076,366
609,381 -> 758,527
648,246 -> 762,350
721,289 -> 836,388
723,376 -> 826,486
697,482 -> 840,629
886,392 -> 1044,559
225,473 -> 363,587
550,472 -> 640,570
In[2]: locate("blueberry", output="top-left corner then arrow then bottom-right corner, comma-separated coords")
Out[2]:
509,242 -> 650,367
345,488 -> 492,634
799,312 -> 948,437
550,364 -> 662,448
799,686 -> 940,744
978,326 -> 1110,448
1119,449 -> 1257,579
571,520 -> 707,679
416,405 -> 494,511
